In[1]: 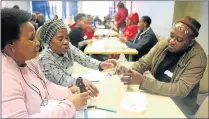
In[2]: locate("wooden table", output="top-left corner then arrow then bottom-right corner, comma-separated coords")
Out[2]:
84,37 -> 138,61
72,62 -> 186,118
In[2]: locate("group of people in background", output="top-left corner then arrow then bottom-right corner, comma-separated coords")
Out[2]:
13,5 -> 58,32
12,2 -> 159,62
66,2 -> 157,61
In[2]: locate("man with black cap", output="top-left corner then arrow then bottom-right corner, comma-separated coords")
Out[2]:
117,16 -> 207,117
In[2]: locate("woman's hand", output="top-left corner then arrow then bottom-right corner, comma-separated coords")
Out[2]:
69,91 -> 90,110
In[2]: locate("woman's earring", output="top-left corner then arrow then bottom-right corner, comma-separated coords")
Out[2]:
11,48 -> 15,52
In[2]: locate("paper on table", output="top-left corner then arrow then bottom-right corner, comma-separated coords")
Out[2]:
91,40 -> 105,51
72,71 -> 106,82
74,110 -> 85,118
120,92 -> 147,113
96,24 -> 105,29
75,109 -> 107,118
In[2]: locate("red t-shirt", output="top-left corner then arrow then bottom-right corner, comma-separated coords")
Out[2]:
115,8 -> 128,28
83,25 -> 95,39
122,25 -> 138,40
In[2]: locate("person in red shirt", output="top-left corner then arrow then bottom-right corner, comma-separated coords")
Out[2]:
114,2 -> 128,32
120,12 -> 139,41
110,13 -> 139,59
69,15 -> 95,39
83,15 -> 95,39
69,22 -> 76,29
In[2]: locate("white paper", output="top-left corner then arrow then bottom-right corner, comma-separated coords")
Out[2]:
74,110 -> 85,118
96,25 -> 105,29
120,92 -> 147,113
75,109 -> 106,118
90,40 -> 106,51
72,71 -> 106,82
89,37 -> 128,52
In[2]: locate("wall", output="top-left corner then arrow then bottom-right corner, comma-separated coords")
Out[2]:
77,1 -> 83,12
131,1 -> 175,38
173,1 -> 208,55
81,1 -> 111,20
198,1 -> 208,55
2,1 -> 31,12
173,1 -> 201,22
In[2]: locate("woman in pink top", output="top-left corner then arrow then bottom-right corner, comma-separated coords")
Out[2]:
1,8 -> 89,118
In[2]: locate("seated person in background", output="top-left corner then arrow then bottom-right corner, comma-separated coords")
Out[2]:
69,13 -> 92,51
36,13 -> 45,28
38,19 -> 117,97
83,15 -> 95,39
103,14 -> 112,29
30,13 -> 38,32
120,16 -> 158,61
53,15 -> 58,20
31,13 -> 37,23
2,8 -> 89,118
109,12 -> 139,60
117,16 -> 207,117
119,12 -> 139,41
93,16 -> 103,25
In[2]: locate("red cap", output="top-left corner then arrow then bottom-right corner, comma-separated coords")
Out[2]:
128,12 -> 139,25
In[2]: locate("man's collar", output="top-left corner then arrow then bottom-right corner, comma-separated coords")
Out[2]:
141,27 -> 150,35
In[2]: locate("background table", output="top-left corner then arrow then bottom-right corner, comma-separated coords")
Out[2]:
84,37 -> 138,61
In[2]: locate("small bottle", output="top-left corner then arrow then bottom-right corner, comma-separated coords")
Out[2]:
118,53 -> 127,62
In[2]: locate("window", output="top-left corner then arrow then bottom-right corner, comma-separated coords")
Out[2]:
32,1 -> 78,20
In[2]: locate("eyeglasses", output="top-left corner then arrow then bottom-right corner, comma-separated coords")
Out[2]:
172,23 -> 190,35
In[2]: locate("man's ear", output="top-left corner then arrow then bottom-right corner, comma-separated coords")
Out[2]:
189,39 -> 195,46
144,22 -> 147,27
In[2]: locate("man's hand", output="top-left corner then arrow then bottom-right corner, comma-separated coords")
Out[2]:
116,65 -> 131,75
119,36 -> 127,43
120,69 -> 144,85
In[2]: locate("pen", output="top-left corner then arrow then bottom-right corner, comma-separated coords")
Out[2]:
90,80 -> 100,82
87,106 -> 117,113
95,107 -> 117,113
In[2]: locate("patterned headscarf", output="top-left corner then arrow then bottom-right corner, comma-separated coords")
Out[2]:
40,19 -> 67,49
